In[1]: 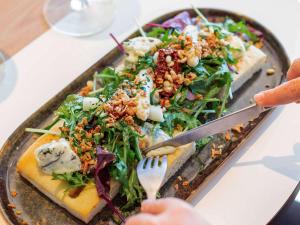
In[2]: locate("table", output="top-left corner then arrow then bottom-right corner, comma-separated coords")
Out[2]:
0,0 -> 47,57
1,0 -> 300,224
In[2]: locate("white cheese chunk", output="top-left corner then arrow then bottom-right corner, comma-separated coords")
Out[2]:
148,105 -> 164,122
35,139 -> 81,175
153,51 -> 159,64
135,70 -> 153,121
83,97 -> 99,111
141,123 -> 175,157
146,128 -> 175,156
183,25 -> 199,43
187,56 -> 200,67
123,37 -> 161,64
227,35 -> 246,59
232,45 -> 267,92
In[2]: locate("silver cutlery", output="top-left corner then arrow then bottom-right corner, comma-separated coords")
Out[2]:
144,104 -> 271,153
137,156 -> 168,200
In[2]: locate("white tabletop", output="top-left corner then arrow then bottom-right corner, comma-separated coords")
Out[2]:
1,0 -> 300,224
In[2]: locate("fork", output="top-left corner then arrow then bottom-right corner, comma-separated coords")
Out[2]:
137,155 -> 168,200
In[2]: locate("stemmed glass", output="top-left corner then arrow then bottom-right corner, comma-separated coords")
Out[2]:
43,0 -> 115,37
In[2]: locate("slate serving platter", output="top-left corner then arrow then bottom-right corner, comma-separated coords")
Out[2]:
0,8 -> 290,225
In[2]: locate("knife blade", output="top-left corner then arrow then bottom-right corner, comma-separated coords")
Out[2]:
143,104 -> 271,153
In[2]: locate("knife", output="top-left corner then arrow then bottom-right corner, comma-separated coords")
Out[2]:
143,104 -> 271,153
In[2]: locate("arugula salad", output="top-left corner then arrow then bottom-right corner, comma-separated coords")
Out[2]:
26,10 -> 263,221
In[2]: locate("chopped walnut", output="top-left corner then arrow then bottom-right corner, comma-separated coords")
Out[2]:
232,124 -> 244,133
225,131 -> 231,141
10,191 -> 17,198
211,148 -> 222,159
7,203 -> 16,209
182,181 -> 189,186
266,68 -> 275,76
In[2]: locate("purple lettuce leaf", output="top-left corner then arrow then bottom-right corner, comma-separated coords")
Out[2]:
146,23 -> 171,29
161,11 -> 192,31
109,33 -> 125,54
186,90 -> 196,101
95,146 -> 125,223
248,27 -> 264,38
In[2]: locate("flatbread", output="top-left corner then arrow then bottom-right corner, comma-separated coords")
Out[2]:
17,124 -> 195,223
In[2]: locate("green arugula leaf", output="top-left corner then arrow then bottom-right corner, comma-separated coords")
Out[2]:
161,112 -> 200,136
147,27 -> 167,38
110,157 -> 128,184
193,86 -> 221,118
223,45 -> 239,65
121,169 -> 144,209
96,67 -> 121,83
105,122 -> 144,208
55,94 -> 86,132
196,136 -> 212,149
224,18 -> 258,42
95,67 -> 124,99
52,172 -> 91,188
204,22 -> 229,39
147,27 -> 179,46
135,54 -> 155,73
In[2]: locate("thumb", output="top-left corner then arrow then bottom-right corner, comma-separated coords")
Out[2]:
287,58 -> 300,81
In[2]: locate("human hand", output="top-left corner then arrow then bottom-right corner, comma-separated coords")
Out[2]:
254,58 -> 300,106
125,197 -> 210,225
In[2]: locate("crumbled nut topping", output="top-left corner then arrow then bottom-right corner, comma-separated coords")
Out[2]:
266,68 -> 275,76
11,191 -> 17,198
7,203 -> 16,209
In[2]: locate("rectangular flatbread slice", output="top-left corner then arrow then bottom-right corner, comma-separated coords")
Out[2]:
17,127 -> 195,223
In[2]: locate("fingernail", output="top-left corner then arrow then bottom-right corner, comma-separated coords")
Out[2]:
254,92 -> 264,105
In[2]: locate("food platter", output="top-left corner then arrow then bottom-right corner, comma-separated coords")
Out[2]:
0,8 -> 289,225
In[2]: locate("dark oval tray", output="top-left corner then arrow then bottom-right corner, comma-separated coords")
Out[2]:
0,8 -> 289,225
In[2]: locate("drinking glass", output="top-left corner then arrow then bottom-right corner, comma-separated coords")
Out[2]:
43,0 -> 115,37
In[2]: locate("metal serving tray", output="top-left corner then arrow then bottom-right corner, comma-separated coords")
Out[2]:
0,8 -> 289,225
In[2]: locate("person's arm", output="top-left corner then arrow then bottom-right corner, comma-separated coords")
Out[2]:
254,58 -> 300,106
125,198 -> 210,225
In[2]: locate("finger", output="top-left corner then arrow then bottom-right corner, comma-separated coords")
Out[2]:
141,198 -> 189,214
125,213 -> 157,225
287,58 -> 300,81
141,199 -> 170,214
254,77 -> 300,106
